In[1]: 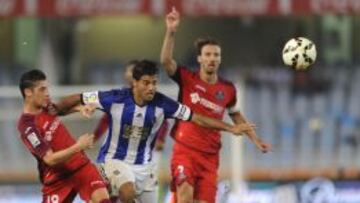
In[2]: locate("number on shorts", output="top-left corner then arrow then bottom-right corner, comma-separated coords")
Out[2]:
177,165 -> 184,174
47,194 -> 59,203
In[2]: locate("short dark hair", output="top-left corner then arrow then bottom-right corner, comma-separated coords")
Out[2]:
19,69 -> 46,98
132,60 -> 159,80
195,37 -> 220,56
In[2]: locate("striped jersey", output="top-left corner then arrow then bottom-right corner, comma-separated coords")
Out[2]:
82,88 -> 192,165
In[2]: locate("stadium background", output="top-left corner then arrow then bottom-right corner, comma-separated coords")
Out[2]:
1,0 -> 360,202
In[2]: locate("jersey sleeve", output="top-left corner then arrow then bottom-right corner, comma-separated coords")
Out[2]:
170,66 -> 192,84
82,90 -> 117,111
161,94 -> 192,121
19,119 -> 50,159
227,84 -> 241,114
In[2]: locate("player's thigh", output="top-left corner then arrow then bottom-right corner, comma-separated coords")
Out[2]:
73,163 -> 109,202
194,168 -> 217,203
103,159 -> 136,197
42,183 -> 77,203
171,144 -> 196,193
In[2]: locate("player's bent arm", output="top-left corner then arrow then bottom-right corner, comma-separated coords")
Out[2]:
191,113 -> 237,133
43,133 -> 94,166
160,29 -> 178,76
54,94 -> 82,116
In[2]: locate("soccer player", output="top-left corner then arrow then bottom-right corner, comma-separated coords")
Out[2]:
59,59 -> 255,203
17,69 -> 111,203
161,8 -> 272,203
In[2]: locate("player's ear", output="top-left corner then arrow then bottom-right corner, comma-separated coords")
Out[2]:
197,55 -> 202,64
24,87 -> 33,98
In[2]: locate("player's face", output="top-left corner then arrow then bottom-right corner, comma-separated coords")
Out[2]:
26,80 -> 50,107
197,45 -> 221,74
134,75 -> 157,102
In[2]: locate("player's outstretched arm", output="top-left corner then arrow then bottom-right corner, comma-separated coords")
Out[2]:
43,133 -> 94,166
160,7 -> 180,76
190,113 -> 255,135
229,112 -> 272,153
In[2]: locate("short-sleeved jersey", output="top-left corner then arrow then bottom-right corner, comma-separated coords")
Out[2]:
17,107 -> 89,185
82,88 -> 192,165
171,67 -> 240,154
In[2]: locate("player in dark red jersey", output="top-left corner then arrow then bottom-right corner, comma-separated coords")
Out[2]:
17,69 -> 111,203
161,8 -> 272,203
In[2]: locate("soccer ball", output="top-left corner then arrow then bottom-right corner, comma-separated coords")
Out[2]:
282,37 -> 317,70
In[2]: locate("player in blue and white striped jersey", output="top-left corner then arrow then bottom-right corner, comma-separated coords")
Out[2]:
78,60 -> 255,203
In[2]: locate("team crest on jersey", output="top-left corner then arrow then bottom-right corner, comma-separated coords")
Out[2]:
215,91 -> 225,101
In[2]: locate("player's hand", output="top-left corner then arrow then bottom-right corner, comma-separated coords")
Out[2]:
76,133 -> 95,150
254,140 -> 272,153
231,123 -> 256,135
77,104 -> 96,118
166,7 -> 180,32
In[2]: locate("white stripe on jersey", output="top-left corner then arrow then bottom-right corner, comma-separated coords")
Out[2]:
123,105 -> 147,164
105,103 -> 124,161
143,107 -> 164,163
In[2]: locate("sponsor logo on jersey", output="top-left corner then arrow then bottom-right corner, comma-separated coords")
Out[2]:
44,119 -> 60,141
42,121 -> 49,130
190,92 -> 223,114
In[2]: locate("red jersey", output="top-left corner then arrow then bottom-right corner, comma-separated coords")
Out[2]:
17,107 -> 89,185
171,67 -> 239,154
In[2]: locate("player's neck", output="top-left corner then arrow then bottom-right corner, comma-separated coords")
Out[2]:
199,69 -> 218,84
132,89 -> 146,107
23,100 -> 42,115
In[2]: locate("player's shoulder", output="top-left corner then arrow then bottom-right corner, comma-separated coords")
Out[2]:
218,76 -> 236,89
17,113 -> 36,133
106,88 -> 131,101
152,92 -> 175,105
178,66 -> 197,77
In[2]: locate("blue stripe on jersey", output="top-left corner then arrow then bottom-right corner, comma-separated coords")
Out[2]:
148,132 -> 158,162
134,105 -> 155,164
97,112 -> 113,163
114,101 -> 135,160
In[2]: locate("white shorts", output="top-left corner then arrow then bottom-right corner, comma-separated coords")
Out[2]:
100,159 -> 157,197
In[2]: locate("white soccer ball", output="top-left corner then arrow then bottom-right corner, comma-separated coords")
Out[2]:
282,37 -> 317,70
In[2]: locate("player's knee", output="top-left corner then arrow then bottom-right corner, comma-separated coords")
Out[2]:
177,182 -> 193,203
91,187 -> 111,203
118,182 -> 136,203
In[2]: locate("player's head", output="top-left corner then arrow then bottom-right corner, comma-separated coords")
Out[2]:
195,37 -> 221,74
124,60 -> 139,86
132,60 -> 159,102
19,69 -> 50,107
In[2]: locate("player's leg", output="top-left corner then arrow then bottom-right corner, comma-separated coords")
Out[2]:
171,144 -> 196,203
42,180 -> 77,203
193,153 -> 219,203
103,159 -> 137,203
134,163 -> 158,203
176,181 -> 194,203
73,163 -> 111,203
118,181 -> 137,203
